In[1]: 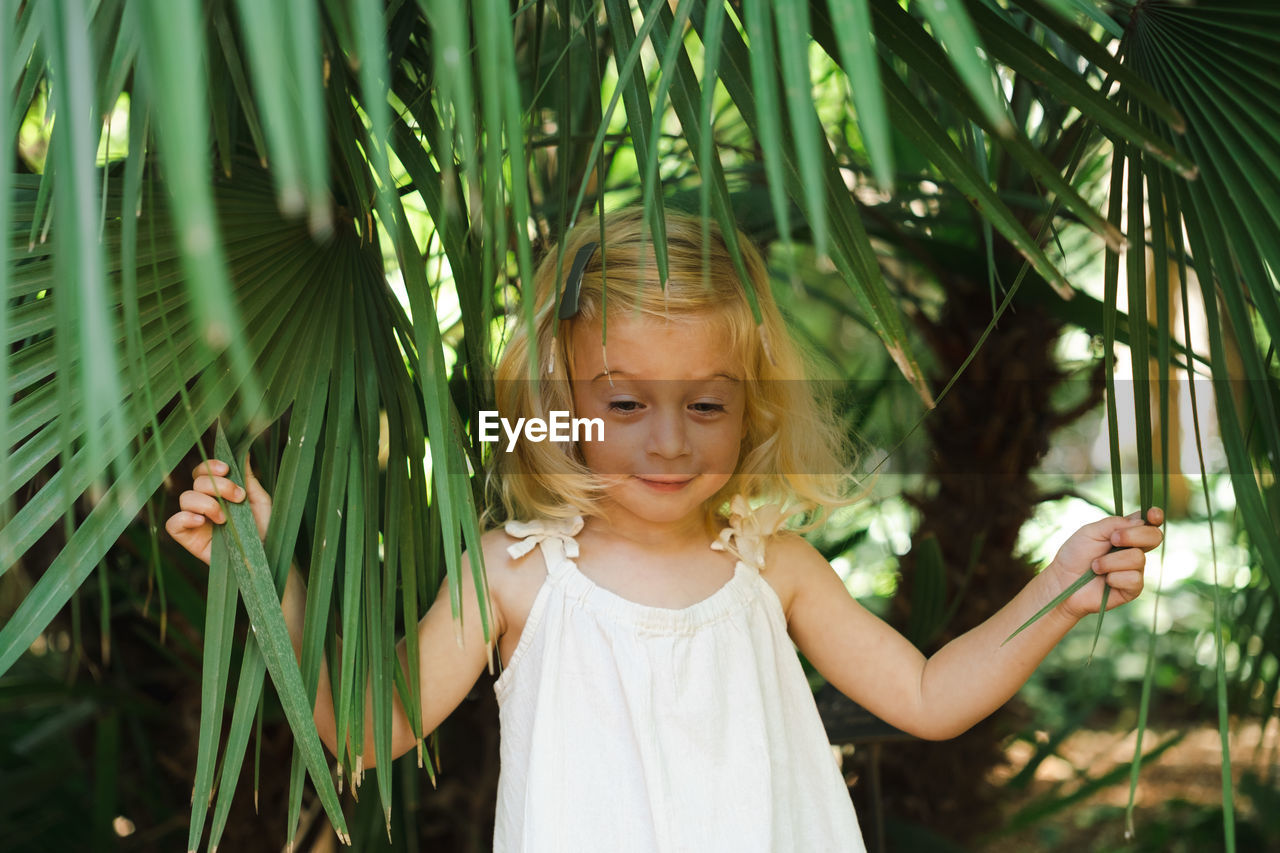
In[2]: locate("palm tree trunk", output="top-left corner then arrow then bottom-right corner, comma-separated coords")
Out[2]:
878,270 -> 1104,842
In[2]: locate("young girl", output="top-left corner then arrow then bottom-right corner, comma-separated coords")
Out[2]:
168,208 -> 1163,852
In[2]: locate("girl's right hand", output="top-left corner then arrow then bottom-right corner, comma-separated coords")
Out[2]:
165,458 -> 273,565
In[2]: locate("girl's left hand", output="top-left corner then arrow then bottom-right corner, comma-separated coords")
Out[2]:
1047,507 -> 1165,620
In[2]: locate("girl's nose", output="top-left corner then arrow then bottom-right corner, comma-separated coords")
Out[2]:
646,408 -> 691,459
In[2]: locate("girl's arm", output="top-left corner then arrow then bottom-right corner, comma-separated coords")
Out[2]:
168,459 -> 504,768
291,547 -> 502,768
775,510 -> 1163,741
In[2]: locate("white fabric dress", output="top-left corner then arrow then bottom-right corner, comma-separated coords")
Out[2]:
492,500 -> 867,853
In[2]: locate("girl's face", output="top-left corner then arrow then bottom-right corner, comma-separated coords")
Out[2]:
569,311 -> 747,533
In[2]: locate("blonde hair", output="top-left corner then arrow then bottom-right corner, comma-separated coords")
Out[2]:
488,206 -> 856,530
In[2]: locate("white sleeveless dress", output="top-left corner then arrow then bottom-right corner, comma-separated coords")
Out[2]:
492,499 -> 867,852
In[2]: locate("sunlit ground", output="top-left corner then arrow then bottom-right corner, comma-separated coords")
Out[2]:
983,720 -> 1278,852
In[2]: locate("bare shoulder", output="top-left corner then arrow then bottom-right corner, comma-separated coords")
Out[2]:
761,532 -> 838,622
475,526 -> 520,573
469,526 -> 549,640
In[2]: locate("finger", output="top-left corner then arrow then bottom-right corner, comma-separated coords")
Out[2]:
1093,547 -> 1147,575
1104,569 -> 1144,602
194,475 -> 246,502
1110,524 -> 1164,550
192,459 -> 230,480
179,490 -> 228,523
1118,507 -> 1163,526
165,511 -> 202,537
1077,514 -> 1144,544
168,509 -> 211,528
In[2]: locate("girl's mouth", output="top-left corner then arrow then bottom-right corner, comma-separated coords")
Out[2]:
635,476 -> 694,492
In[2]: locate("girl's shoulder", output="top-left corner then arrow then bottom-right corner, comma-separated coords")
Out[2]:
746,524 -> 829,620
466,524 -> 560,641
760,531 -> 843,625
477,513 -> 583,582
475,526 -> 521,569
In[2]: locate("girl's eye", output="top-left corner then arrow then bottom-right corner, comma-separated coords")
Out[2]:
690,402 -> 726,415
608,400 -> 643,414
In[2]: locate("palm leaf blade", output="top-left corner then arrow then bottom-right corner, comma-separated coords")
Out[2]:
186,507 -> 240,853
212,425 -> 350,844
826,0 -> 893,188
913,0 -> 1010,133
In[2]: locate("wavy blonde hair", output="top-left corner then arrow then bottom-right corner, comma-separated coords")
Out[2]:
488,206 -> 857,529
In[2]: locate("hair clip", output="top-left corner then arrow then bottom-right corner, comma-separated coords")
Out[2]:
558,241 -> 598,320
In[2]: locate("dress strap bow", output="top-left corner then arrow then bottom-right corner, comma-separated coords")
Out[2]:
504,516 -> 584,561
710,495 -> 788,570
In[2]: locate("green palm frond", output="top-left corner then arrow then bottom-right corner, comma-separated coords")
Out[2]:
2,152 -> 473,843
1120,0 -> 1280,624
